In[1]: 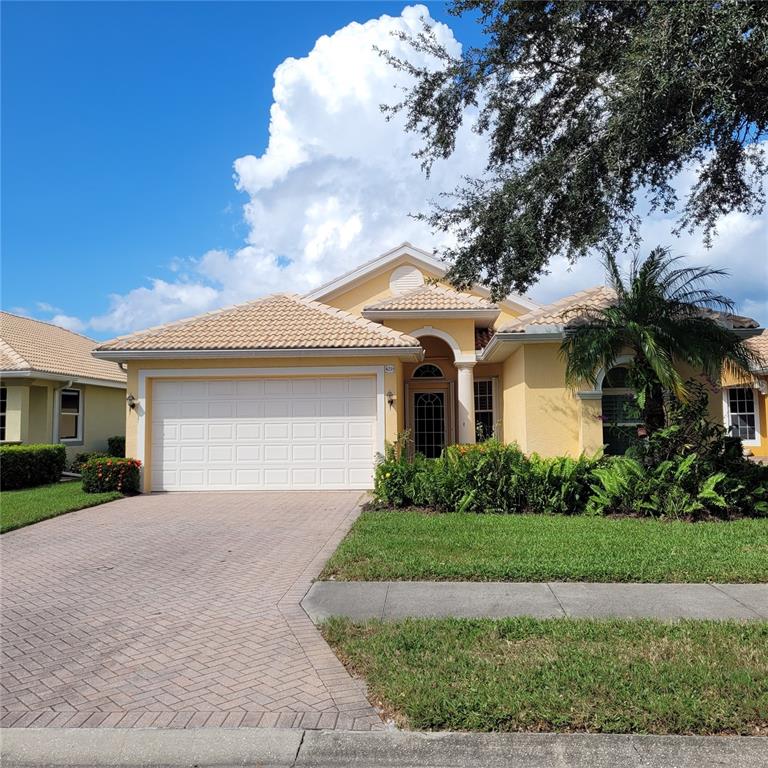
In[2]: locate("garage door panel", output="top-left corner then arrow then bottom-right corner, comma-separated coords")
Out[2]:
349,378 -> 376,396
320,422 -> 345,439
321,401 -> 346,417
210,423 -> 234,440
293,400 -> 319,417
236,445 -> 262,462
235,380 -> 265,397
348,422 -> 374,439
235,423 -> 261,439
209,381 -> 235,397
209,446 -> 234,462
264,444 -> 290,462
264,422 -> 289,439
236,401 -> 264,418
292,422 -> 318,439
264,468 -> 290,485
320,444 -> 345,461
180,446 -> 205,462
151,375 -> 378,490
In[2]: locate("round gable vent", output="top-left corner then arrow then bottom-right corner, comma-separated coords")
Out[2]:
389,265 -> 424,295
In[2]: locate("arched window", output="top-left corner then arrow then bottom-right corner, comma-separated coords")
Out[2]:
413,363 -> 444,379
601,366 -> 641,455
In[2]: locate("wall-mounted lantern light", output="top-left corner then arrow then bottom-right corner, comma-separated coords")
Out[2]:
386,391 -> 396,408
126,394 -> 137,410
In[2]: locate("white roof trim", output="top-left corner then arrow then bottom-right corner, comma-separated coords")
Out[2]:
477,330 -> 565,363
304,242 -> 539,314
92,346 -> 424,362
0,369 -> 126,388
363,309 -> 500,323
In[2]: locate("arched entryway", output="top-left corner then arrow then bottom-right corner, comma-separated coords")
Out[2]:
404,335 -> 456,458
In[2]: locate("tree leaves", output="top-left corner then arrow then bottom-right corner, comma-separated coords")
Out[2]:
384,1 -> 768,296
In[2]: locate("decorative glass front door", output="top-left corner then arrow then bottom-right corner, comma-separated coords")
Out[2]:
413,391 -> 446,458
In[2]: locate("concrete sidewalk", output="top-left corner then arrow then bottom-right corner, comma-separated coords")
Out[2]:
3,727 -> 767,767
302,581 -> 768,622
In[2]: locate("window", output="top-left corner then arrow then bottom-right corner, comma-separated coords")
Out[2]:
413,363 -> 444,378
601,366 -> 641,455
725,388 -> 759,445
0,387 -> 6,441
474,379 -> 495,441
59,388 -> 82,441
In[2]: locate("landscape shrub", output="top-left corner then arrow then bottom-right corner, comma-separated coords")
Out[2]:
375,439 -> 602,515
107,436 -> 126,457
81,457 -> 141,495
374,428 -> 767,519
0,444 -> 66,490
70,451 -> 109,473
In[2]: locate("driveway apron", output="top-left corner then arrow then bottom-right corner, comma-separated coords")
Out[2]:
0,492 -> 382,730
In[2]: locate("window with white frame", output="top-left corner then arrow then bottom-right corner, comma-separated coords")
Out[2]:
0,387 -> 6,441
59,388 -> 82,441
725,388 -> 759,444
474,379 -> 495,441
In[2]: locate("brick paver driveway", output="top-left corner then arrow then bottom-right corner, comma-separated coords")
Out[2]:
0,492 -> 382,730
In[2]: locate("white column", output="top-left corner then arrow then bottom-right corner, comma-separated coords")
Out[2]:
456,362 -> 476,444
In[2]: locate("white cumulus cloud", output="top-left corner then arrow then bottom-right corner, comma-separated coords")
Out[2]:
32,4 -> 768,334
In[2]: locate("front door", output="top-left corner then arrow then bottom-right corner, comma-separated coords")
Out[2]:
412,390 -> 447,458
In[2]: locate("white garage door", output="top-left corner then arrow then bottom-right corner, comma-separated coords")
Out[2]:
151,376 -> 379,490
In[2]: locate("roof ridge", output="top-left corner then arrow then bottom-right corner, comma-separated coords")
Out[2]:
292,294 -> 419,345
0,310 -> 98,344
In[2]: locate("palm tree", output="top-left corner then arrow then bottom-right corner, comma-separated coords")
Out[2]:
561,247 -> 760,433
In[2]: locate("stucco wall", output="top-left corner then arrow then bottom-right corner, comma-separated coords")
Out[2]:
521,344 -> 582,457
79,385 -> 127,456
502,347 -> 526,448
27,385 -> 51,443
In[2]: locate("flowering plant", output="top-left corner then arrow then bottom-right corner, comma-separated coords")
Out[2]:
82,457 -> 141,495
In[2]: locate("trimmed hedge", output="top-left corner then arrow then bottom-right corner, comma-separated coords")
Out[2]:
0,444 -> 67,490
81,457 -> 141,494
107,436 -> 125,458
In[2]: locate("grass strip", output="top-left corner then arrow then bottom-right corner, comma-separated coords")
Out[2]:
1,481 -> 122,533
321,511 -> 768,583
323,616 -> 768,734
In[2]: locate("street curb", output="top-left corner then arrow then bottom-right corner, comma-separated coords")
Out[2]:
2,728 -> 768,767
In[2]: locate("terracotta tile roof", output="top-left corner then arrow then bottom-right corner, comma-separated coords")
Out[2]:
501,286 -> 759,332
747,329 -> 768,370
95,294 -> 421,352
0,312 -> 126,384
364,284 -> 497,312
500,286 -> 617,331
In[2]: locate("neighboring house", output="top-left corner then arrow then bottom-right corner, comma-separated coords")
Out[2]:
0,312 -> 127,461
92,243 -> 762,492
722,329 -> 768,459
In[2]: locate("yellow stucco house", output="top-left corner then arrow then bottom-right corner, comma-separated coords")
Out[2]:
723,329 -> 768,460
92,243 -> 763,492
0,312 -> 127,461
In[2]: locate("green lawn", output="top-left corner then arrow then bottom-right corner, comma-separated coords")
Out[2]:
323,617 -> 768,734
1,482 -> 122,533
321,510 -> 768,583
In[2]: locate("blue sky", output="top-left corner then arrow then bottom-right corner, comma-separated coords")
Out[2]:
2,2 -> 766,338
